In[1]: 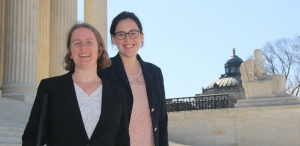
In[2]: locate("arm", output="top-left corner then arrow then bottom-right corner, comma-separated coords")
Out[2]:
115,90 -> 130,146
22,79 -> 48,146
253,59 -> 266,74
158,68 -> 169,146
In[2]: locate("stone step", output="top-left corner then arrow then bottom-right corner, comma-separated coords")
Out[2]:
0,122 -> 26,129
0,119 -> 28,126
0,144 -> 21,146
0,97 -> 33,105
169,141 -> 191,146
235,99 -> 300,108
237,96 -> 299,103
0,136 -> 21,144
0,131 -> 22,138
0,126 -> 24,133
0,104 -> 32,111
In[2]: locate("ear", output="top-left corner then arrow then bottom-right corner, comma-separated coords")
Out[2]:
140,32 -> 144,42
112,35 -> 117,45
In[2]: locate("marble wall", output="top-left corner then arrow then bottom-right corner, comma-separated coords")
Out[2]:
168,105 -> 300,146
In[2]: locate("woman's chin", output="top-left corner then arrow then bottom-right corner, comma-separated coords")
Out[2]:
74,63 -> 97,70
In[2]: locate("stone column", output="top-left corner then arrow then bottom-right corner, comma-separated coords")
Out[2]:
49,0 -> 77,77
37,0 -> 50,85
84,0 -> 107,50
0,0 -> 39,103
0,0 -> 6,87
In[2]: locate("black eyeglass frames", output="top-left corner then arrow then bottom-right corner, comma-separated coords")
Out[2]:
114,30 -> 140,40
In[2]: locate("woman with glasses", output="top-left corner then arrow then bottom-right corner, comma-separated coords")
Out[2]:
98,11 -> 168,146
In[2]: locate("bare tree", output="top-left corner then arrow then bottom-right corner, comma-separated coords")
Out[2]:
262,35 -> 300,96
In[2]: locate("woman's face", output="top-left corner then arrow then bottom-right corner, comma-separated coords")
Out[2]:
70,27 -> 99,70
112,18 -> 144,59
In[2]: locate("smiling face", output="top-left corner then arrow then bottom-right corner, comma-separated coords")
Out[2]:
112,18 -> 144,59
70,27 -> 99,70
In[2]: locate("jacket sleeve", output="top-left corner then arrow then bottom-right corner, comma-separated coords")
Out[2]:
158,68 -> 169,146
22,79 -> 48,146
115,89 -> 130,146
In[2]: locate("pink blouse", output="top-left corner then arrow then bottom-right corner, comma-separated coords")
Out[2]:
127,68 -> 155,146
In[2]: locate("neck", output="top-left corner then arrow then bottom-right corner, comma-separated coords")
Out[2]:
72,67 -> 99,83
120,54 -> 140,74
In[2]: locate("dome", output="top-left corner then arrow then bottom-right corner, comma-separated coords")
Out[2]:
225,48 -> 243,64
225,56 -> 243,64
205,77 -> 241,89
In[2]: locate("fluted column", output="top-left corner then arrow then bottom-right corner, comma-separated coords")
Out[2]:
37,0 -> 50,85
84,0 -> 107,50
0,0 -> 6,87
49,0 -> 77,77
0,0 -> 39,103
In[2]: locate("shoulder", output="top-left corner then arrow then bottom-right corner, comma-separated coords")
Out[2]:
39,72 -> 70,86
143,61 -> 163,78
102,77 -> 126,96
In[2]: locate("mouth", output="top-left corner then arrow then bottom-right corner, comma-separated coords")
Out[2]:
124,44 -> 135,49
79,54 -> 91,57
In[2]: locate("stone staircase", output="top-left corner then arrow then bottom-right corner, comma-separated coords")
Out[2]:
0,98 -> 32,146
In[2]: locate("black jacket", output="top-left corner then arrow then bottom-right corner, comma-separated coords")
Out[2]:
22,71 -> 130,146
98,53 -> 169,146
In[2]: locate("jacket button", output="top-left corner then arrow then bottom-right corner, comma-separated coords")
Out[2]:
154,127 -> 157,131
128,106 -> 130,108
151,108 -> 154,112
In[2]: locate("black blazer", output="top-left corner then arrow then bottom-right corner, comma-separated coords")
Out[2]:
98,53 -> 169,146
22,71 -> 130,146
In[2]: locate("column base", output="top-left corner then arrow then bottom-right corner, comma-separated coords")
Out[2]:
0,83 -> 38,103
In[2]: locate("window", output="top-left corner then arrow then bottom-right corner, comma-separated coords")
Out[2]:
226,67 -> 229,73
231,67 -> 235,73
236,67 -> 240,72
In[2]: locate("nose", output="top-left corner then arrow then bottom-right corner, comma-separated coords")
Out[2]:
80,43 -> 87,49
124,33 -> 131,41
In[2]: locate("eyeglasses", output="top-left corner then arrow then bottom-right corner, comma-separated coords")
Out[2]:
114,30 -> 140,40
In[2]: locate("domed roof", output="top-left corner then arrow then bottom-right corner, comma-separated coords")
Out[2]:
205,77 -> 241,89
225,48 -> 243,64
226,56 -> 243,64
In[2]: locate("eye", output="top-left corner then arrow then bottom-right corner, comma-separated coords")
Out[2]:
87,41 -> 92,45
117,33 -> 125,37
74,42 -> 80,45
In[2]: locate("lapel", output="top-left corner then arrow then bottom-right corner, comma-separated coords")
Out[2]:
112,52 -> 155,111
112,53 -> 132,94
137,54 -> 155,109
61,71 -> 89,142
90,75 -> 111,140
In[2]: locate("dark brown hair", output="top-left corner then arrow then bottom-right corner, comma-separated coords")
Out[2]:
64,23 -> 111,71
110,11 -> 144,47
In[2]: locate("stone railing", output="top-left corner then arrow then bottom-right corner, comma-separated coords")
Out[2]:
166,93 -> 236,112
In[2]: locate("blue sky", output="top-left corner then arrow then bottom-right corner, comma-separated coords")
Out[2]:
78,0 -> 300,99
